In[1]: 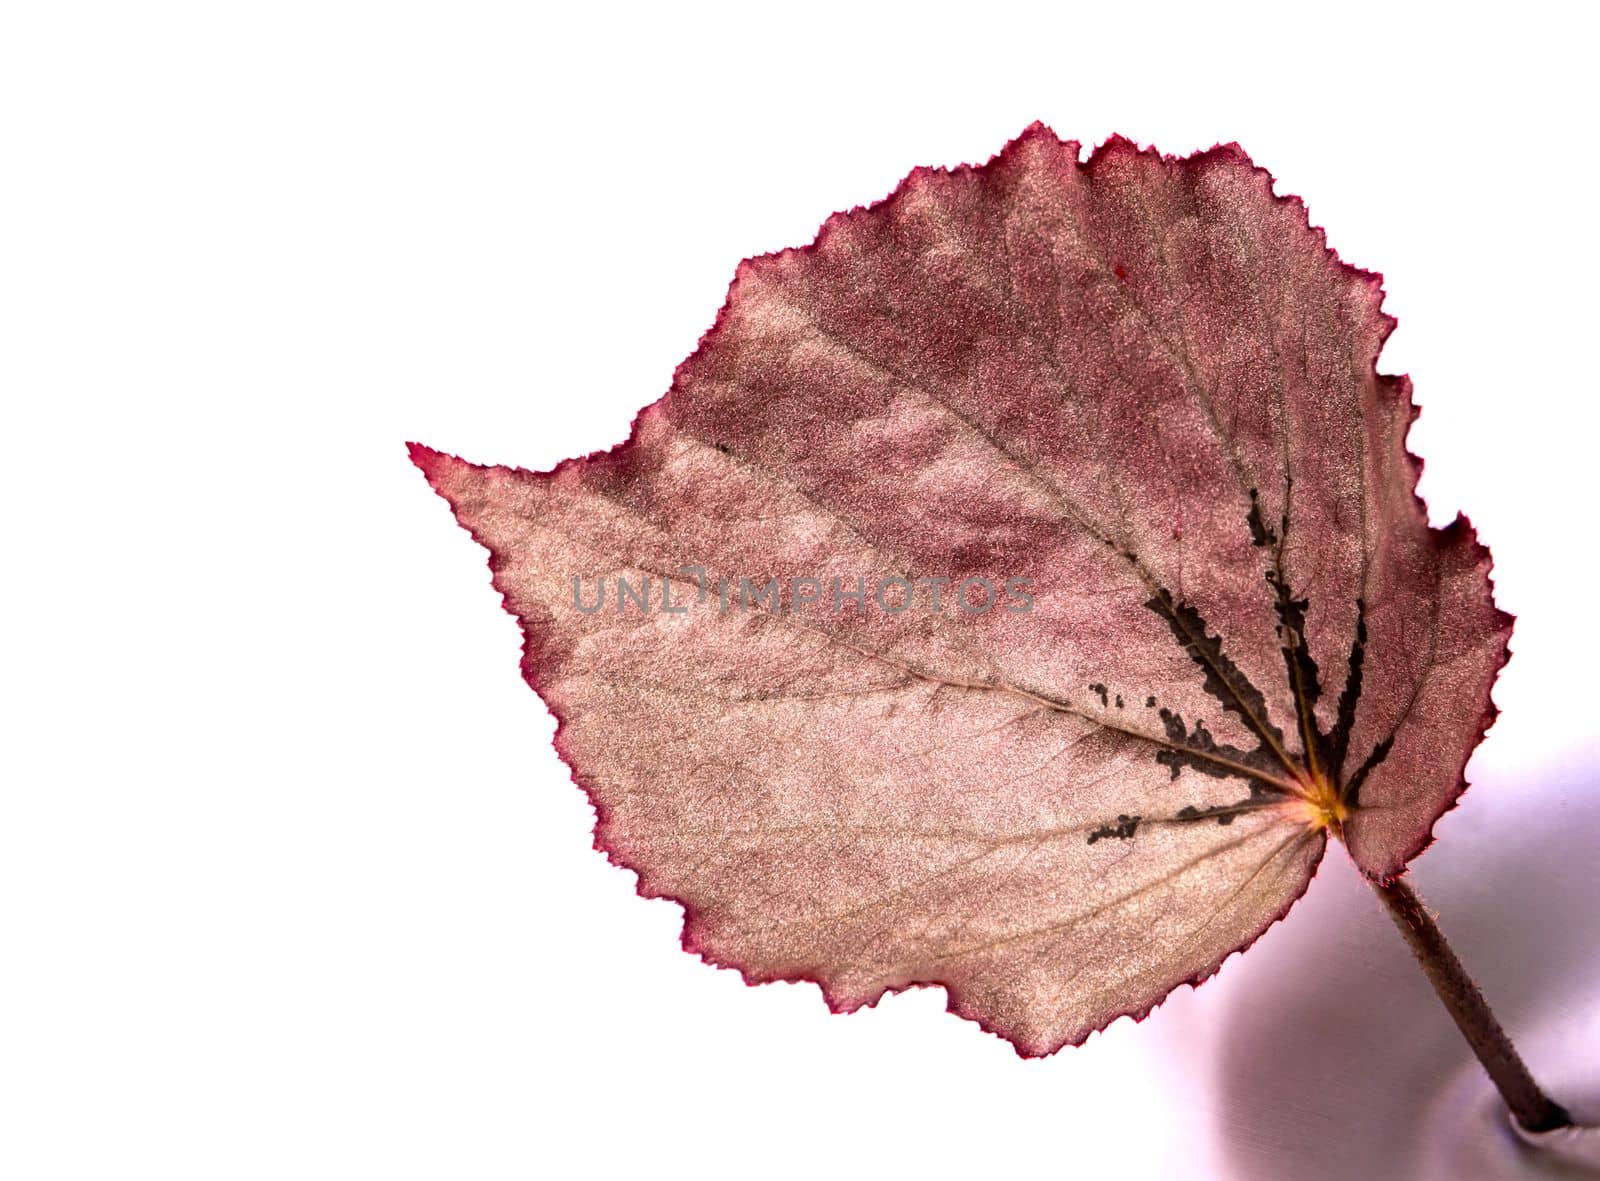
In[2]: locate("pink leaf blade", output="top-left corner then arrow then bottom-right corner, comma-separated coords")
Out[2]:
409,124 -> 1507,1053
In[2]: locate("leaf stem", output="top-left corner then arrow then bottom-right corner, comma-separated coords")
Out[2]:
1371,874 -> 1570,1132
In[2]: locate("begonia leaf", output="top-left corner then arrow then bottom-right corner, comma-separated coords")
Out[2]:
411,125 -> 1507,1055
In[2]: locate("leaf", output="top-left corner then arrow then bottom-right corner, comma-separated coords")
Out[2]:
410,124 -> 1509,1056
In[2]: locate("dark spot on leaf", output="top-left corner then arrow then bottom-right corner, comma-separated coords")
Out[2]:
1173,787 -> 1276,826
1154,707 -> 1276,783
1344,733 -> 1394,808
1246,488 -> 1277,548
1088,813 -> 1141,844
1330,598 -> 1367,778
1144,587 -> 1287,763
1265,560 -> 1327,771
1088,682 -> 1109,707
1175,803 -> 1237,826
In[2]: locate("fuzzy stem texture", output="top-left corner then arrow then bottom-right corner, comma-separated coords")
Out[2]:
1373,874 -> 1570,1133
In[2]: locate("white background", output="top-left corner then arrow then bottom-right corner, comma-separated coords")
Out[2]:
4,3 -> 1597,1178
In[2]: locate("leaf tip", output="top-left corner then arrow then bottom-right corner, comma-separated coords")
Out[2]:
406,440 -> 454,486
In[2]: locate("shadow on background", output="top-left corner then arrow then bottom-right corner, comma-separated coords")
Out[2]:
1212,749 -> 1600,1180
